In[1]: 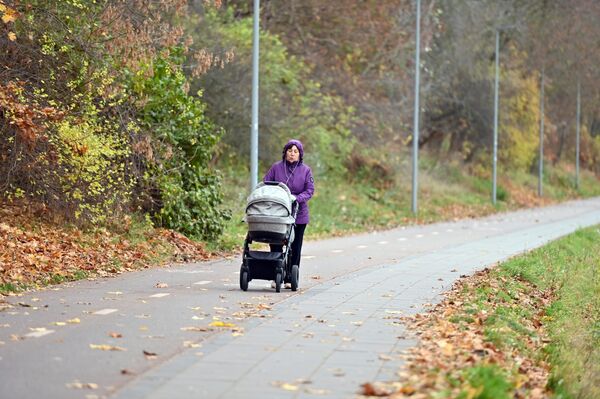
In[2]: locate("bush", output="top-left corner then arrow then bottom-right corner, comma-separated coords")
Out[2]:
130,48 -> 230,240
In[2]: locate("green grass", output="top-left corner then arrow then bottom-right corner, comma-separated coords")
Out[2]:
458,365 -> 512,399
0,282 -> 29,293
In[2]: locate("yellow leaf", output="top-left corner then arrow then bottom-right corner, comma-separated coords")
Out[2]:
67,318 -> 81,324
209,321 -> 235,328
2,6 -> 17,23
8,31 -> 16,41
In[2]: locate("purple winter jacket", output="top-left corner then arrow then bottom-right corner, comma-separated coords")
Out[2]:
263,139 -> 315,224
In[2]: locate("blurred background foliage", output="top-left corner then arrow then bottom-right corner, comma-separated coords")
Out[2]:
1,0 -> 600,242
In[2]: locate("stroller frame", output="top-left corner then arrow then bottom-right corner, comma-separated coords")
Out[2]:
240,182 -> 299,292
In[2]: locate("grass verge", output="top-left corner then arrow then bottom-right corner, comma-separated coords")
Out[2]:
386,226 -> 600,398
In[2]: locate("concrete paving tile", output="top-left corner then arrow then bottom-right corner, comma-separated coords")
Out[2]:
146,380 -> 232,399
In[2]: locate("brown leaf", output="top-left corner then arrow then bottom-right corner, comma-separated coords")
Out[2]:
360,382 -> 390,396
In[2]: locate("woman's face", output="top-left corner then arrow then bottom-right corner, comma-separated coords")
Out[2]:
285,145 -> 300,162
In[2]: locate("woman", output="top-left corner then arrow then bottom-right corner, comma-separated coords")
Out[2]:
264,139 -> 315,288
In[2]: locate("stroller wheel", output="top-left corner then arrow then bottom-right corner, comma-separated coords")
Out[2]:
290,265 -> 299,291
275,272 -> 282,293
240,269 -> 248,291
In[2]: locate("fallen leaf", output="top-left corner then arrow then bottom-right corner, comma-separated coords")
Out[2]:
7,31 -> 16,41
67,318 -> 80,324
310,275 -> 321,280
272,381 -> 299,391
143,350 -> 157,359
66,381 -> 98,390
181,326 -> 210,332
89,344 -> 126,351
208,321 -> 236,328
155,282 -> 168,288
378,354 -> 393,361
360,382 -> 390,396
109,332 -> 123,338
121,369 -> 135,375
183,341 -> 201,348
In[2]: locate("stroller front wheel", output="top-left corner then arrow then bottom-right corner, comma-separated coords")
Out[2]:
275,272 -> 282,293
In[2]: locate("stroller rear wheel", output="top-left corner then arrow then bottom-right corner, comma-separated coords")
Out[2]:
290,265 -> 299,291
240,268 -> 248,291
275,272 -> 282,293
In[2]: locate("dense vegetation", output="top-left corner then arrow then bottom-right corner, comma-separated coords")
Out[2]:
1,0 -> 599,243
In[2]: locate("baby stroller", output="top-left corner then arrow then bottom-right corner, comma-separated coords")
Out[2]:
240,181 -> 299,292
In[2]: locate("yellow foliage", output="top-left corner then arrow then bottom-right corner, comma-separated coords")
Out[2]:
499,71 -> 540,171
50,119 -> 131,223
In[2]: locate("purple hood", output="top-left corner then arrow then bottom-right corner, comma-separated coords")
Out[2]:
282,139 -> 304,162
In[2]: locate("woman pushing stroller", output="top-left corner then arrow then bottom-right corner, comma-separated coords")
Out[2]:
264,139 -> 315,289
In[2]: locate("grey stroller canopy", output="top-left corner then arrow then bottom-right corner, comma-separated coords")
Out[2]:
245,182 -> 295,238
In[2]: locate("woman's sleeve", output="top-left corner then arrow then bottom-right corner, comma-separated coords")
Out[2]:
295,168 -> 315,203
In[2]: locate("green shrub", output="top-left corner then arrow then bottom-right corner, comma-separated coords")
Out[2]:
130,48 -> 230,240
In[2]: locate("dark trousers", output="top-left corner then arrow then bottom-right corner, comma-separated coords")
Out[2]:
271,224 -> 307,268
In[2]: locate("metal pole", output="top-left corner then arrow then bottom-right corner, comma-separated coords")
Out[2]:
538,68 -> 545,197
492,29 -> 500,205
576,79 -> 580,189
411,0 -> 421,215
250,0 -> 260,190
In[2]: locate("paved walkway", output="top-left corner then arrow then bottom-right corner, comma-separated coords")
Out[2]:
113,198 -> 600,399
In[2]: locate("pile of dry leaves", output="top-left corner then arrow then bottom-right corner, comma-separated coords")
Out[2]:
0,201 -> 212,292
361,268 -> 553,398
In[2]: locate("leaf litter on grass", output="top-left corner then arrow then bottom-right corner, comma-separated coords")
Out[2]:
364,267 -> 553,399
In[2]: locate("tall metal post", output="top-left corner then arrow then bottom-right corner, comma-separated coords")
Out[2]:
492,29 -> 500,205
411,0 -> 421,215
575,79 -> 581,189
250,0 -> 260,189
538,68 -> 545,197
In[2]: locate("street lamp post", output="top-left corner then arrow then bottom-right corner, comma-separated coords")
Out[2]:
492,29 -> 500,205
575,79 -> 581,189
411,0 -> 421,215
538,68 -> 545,197
250,0 -> 260,190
